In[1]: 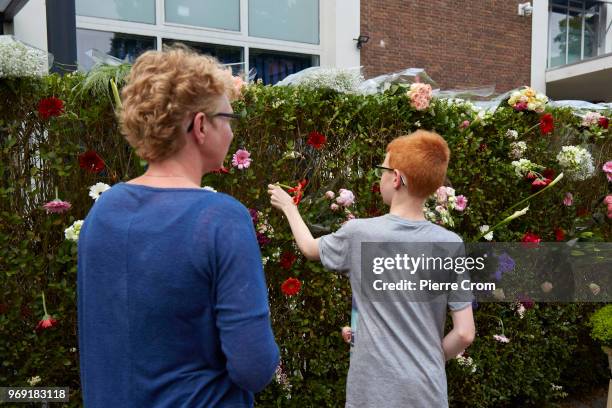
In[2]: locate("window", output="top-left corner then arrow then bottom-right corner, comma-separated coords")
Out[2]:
249,0 -> 319,44
164,0 -> 240,31
76,0 -> 155,24
249,48 -> 319,85
76,29 -> 156,71
163,39 -> 244,75
548,0 -> 610,68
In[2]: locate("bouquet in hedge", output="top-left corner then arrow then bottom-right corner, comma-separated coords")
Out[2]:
507,86 -> 548,113
424,186 -> 468,228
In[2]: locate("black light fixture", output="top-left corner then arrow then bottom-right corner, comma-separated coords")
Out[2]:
354,35 -> 370,49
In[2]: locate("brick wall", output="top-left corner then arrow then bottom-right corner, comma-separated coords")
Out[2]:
360,1 -> 532,93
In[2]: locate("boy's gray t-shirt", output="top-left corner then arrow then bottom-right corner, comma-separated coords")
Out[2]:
319,214 -> 471,408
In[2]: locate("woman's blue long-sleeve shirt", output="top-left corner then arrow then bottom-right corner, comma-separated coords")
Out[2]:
77,183 -> 279,407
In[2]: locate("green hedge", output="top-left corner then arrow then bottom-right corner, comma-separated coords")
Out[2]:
1,70 -> 611,407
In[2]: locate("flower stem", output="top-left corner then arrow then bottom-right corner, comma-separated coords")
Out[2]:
275,183 -> 293,190
54,187 -> 59,201
505,173 -> 564,214
41,291 -> 49,316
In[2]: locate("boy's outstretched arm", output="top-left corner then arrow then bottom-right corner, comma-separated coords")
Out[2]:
268,184 -> 320,261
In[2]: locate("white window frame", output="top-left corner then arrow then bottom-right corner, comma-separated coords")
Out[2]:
75,0 -> 327,75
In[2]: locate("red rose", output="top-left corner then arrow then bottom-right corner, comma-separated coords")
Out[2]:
554,227 -> 565,242
288,179 -> 308,205
279,251 -> 297,270
36,315 -> 58,331
281,277 -> 302,296
78,151 -> 105,173
38,96 -> 64,120
371,183 -> 380,193
598,116 -> 609,129
307,131 -> 327,149
539,113 -> 554,135
522,232 -> 541,243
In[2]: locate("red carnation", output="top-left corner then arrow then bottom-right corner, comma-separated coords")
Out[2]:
36,315 -> 58,331
539,113 -> 554,135
279,251 -> 298,270
78,151 -> 106,173
38,96 -> 64,120
599,116 -> 609,129
288,179 -> 308,205
542,168 -> 556,180
525,171 -> 537,181
281,277 -> 302,296
307,131 -> 327,149
554,227 -> 565,242
522,232 -> 541,243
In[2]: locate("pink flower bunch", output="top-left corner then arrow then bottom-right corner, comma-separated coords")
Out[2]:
603,161 -> 612,182
406,83 -> 433,111
335,189 -> 355,207
231,149 -> 252,170
604,195 -> 612,219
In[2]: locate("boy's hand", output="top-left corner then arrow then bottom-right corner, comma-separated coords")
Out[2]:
268,184 -> 295,212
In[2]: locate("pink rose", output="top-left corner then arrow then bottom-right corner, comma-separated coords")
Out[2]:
604,195 -> 612,206
325,191 -> 335,199
563,192 -> 573,207
435,186 -> 448,204
336,189 -> 355,207
460,120 -> 470,129
603,161 -> 612,182
330,203 -> 340,211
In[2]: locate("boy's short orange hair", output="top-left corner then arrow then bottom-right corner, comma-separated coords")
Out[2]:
386,130 -> 450,198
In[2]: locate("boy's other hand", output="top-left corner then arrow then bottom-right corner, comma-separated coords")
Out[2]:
268,184 -> 295,212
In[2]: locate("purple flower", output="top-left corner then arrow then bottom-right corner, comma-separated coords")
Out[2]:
256,232 -> 271,246
248,208 -> 259,224
494,252 -> 515,281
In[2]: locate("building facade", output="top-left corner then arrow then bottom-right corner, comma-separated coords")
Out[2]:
1,0 -> 611,101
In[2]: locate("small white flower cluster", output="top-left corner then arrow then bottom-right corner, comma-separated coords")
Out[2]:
511,159 -> 543,178
279,67 -> 364,94
256,210 -> 274,237
455,354 -> 477,373
0,36 -> 48,78
509,141 -> 527,159
64,220 -> 83,242
505,129 -> 519,139
262,248 -> 280,266
27,376 -> 42,386
202,186 -> 217,192
275,364 -> 292,393
556,146 -> 595,181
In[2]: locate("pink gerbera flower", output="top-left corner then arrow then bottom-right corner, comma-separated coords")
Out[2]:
454,195 -> 468,211
42,199 -> 72,214
231,149 -> 252,170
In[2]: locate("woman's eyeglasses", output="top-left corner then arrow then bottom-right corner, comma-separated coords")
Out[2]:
374,165 -> 407,186
187,111 -> 245,132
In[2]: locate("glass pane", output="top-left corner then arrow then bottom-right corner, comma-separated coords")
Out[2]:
76,29 -> 156,71
76,0 -> 155,24
164,0 -> 240,31
567,8 -> 582,63
549,5 -> 568,67
249,0 -> 319,44
583,3 -> 601,58
249,48 -> 319,85
162,39 -> 244,75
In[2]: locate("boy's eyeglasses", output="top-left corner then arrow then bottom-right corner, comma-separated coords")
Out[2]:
187,111 -> 245,132
374,165 -> 407,186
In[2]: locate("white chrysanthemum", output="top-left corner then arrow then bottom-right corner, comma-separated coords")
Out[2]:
88,182 -> 111,201
202,186 -> 217,192
480,225 -> 493,241
556,146 -> 595,181
511,159 -> 543,178
509,141 -> 527,159
64,220 -> 84,242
